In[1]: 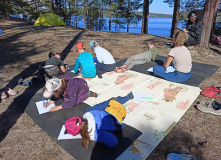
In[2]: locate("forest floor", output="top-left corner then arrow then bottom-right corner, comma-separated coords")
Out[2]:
0,19 -> 221,160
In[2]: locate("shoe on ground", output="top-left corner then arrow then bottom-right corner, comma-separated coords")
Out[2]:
197,100 -> 221,116
201,86 -> 221,92
167,153 -> 196,160
187,46 -> 194,50
201,89 -> 221,97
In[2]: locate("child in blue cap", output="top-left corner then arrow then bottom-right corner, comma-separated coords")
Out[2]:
90,40 -> 116,78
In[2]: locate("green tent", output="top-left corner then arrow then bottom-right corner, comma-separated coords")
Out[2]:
34,13 -> 66,26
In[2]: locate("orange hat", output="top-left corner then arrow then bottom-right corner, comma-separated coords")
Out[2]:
76,43 -> 86,52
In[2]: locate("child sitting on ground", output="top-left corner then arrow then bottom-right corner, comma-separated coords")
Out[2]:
40,51 -> 68,78
73,43 -> 96,78
116,41 -> 158,72
43,75 -> 98,112
90,40 -> 116,78
153,31 -> 192,82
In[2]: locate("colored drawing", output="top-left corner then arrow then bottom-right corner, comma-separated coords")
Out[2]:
163,84 -> 188,102
129,141 -> 141,154
127,101 -> 140,112
147,81 -> 162,89
143,112 -> 156,120
176,100 -> 190,110
149,101 -> 160,105
121,83 -> 134,90
115,73 -> 137,85
153,130 -> 166,141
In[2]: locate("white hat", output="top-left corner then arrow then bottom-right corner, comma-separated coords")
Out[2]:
43,78 -> 62,99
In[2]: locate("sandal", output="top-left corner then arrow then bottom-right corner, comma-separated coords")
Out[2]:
0,91 -> 7,100
5,88 -> 18,96
167,153 -> 196,160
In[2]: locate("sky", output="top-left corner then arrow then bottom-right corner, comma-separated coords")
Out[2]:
149,1 -> 174,15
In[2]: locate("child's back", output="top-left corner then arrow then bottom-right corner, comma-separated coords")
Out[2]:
74,52 -> 96,78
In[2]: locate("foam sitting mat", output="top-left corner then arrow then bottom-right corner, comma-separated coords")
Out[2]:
78,70 -> 201,159
15,62 -> 212,159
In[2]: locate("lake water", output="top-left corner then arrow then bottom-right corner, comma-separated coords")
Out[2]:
71,17 -> 185,37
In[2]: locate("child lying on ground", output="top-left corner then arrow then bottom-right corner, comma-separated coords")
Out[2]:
116,41 -> 158,72
64,92 -> 134,148
73,43 -> 96,78
43,75 -> 97,112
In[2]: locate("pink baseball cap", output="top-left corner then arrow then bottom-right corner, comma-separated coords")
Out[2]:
43,78 -> 62,99
65,117 -> 82,136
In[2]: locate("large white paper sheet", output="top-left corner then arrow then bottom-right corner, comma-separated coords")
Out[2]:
36,100 -> 55,114
58,125 -> 82,140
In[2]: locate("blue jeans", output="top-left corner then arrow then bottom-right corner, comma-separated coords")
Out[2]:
96,62 -> 116,72
153,64 -> 192,82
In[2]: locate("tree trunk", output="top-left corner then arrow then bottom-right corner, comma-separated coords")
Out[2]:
99,0 -> 101,31
84,0 -> 86,28
200,0 -> 220,48
91,0 -> 93,30
75,0 -> 77,27
170,0 -> 180,38
141,0 -> 149,34
109,0 -> 112,32
51,0 -> 55,14
127,0 -> 129,32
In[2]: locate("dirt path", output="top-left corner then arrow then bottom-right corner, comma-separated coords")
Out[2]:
0,19 -> 221,160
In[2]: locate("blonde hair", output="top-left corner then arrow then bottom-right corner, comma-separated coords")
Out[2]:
79,118 -> 91,148
173,31 -> 187,47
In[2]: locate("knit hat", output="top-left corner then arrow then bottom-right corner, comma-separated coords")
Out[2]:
76,43 -> 86,52
43,78 -> 62,99
65,117 -> 82,136
90,40 -> 98,48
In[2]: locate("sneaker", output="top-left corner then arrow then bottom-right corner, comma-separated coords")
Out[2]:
197,100 -> 221,116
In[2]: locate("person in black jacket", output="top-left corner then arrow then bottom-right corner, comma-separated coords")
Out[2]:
183,10 -> 204,46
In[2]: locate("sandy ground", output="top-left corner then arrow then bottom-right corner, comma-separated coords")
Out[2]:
0,19 -> 221,160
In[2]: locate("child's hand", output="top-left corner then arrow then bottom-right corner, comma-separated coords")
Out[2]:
49,105 -> 62,112
44,100 -> 54,108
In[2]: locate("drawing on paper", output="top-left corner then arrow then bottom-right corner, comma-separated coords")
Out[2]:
127,101 -> 141,112
147,81 -> 163,89
115,73 -> 138,85
129,141 -> 142,154
153,130 -> 166,141
143,112 -> 156,120
121,83 -> 133,90
163,84 -> 188,102
176,100 -> 190,110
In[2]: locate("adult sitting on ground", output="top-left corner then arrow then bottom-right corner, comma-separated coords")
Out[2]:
90,40 -> 116,78
40,51 -> 67,79
183,10 -> 203,46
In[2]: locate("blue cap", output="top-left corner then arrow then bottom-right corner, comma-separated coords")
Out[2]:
90,40 -> 98,48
